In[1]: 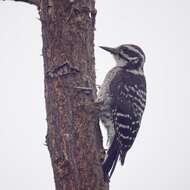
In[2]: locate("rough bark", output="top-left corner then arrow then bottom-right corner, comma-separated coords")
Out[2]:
2,0 -> 108,189
39,0 -> 108,190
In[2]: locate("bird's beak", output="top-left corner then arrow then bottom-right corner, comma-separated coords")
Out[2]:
99,46 -> 118,55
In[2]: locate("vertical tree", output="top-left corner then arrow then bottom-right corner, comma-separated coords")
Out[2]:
2,0 -> 108,189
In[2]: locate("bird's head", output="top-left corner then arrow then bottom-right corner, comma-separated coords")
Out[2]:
100,44 -> 145,73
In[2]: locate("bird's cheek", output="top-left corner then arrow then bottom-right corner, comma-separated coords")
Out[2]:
133,58 -> 139,64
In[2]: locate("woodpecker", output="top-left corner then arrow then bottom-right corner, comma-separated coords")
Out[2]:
96,44 -> 146,180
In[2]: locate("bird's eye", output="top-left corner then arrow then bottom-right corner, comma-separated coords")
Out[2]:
122,48 -> 137,58
127,50 -> 137,58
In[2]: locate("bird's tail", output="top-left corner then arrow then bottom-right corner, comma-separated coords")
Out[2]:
102,137 -> 119,181
120,150 -> 127,165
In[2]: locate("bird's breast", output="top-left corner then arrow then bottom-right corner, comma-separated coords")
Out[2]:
97,67 -> 122,104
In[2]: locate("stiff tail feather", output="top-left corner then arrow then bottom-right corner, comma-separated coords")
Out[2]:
120,150 -> 127,165
102,137 -> 119,181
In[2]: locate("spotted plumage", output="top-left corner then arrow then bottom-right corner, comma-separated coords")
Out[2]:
110,70 -> 146,165
97,44 -> 146,181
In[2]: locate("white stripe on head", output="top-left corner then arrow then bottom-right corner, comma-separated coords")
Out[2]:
123,44 -> 145,63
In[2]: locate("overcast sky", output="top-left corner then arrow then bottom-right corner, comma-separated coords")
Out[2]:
0,0 -> 190,190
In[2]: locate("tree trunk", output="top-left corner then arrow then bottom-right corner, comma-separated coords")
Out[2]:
39,0 -> 108,189
2,0 -> 107,188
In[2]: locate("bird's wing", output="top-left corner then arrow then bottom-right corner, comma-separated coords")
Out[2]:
102,71 -> 146,179
110,71 -> 146,164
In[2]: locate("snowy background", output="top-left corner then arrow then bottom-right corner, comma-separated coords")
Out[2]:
0,0 -> 190,189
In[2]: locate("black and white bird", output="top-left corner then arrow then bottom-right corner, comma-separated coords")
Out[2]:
96,44 -> 146,180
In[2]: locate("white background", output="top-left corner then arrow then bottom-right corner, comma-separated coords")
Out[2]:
0,0 -> 190,189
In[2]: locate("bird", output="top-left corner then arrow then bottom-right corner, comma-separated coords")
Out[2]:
96,44 -> 146,181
